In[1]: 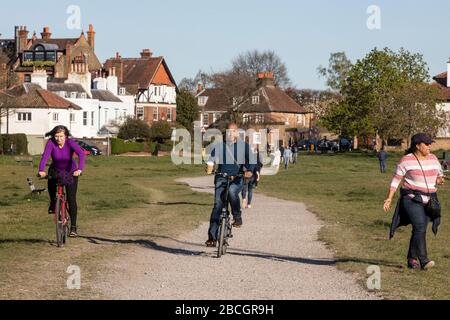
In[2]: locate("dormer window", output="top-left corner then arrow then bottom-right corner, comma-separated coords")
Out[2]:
252,96 -> 260,105
80,92 -> 87,99
119,87 -> 126,95
70,92 -> 77,99
198,96 -> 208,106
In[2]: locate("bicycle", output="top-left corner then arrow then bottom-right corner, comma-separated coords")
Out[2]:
38,171 -> 73,248
216,172 -> 241,258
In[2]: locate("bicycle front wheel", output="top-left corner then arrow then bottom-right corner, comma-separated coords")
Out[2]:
217,218 -> 226,258
55,198 -> 64,247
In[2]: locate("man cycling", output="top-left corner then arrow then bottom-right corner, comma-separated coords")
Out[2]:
205,123 -> 255,247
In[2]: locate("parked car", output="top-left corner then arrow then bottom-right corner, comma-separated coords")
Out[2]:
338,138 -> 353,152
297,139 -> 318,151
75,140 -> 102,156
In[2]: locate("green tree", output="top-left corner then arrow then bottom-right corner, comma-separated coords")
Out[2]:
150,120 -> 172,144
318,52 -> 353,91
118,117 -> 151,141
321,47 -> 433,139
176,90 -> 199,131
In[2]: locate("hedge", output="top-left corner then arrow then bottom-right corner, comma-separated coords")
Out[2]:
1,134 -> 28,155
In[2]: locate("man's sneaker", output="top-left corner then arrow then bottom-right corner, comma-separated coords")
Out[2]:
422,261 -> 435,270
205,240 -> 217,247
247,205 -> 252,209
232,219 -> 243,228
407,259 -> 420,270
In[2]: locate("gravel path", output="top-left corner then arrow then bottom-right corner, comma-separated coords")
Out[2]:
95,176 -> 379,300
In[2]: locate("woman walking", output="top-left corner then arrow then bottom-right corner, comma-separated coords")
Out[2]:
383,133 -> 445,270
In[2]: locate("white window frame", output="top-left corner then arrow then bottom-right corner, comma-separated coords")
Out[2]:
70,92 -> 77,99
153,108 -> 159,121
83,112 -> 88,126
167,108 -> 172,122
17,112 -> 32,122
119,87 -> 126,95
91,111 -> 95,126
53,112 -> 59,122
80,92 -> 87,99
252,96 -> 260,105
70,113 -> 75,123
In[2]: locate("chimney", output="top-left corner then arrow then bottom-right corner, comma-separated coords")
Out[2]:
116,52 -> 121,60
41,26 -> 52,40
140,49 -> 153,59
447,60 -> 450,88
197,83 -> 204,94
31,68 -> 48,90
87,24 -> 95,51
17,26 -> 29,55
256,71 -> 275,88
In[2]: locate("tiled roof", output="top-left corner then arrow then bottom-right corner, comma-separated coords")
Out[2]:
47,83 -> 87,93
197,88 -> 230,112
433,71 -> 447,87
0,83 -> 82,110
431,81 -> 450,101
103,56 -> 177,91
32,38 -> 78,50
91,90 -> 122,102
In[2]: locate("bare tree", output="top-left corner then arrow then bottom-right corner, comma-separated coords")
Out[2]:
231,50 -> 291,88
285,88 -> 341,120
178,70 -> 212,94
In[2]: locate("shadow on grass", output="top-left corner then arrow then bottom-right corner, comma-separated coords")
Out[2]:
150,201 -> 210,206
0,239 -> 53,245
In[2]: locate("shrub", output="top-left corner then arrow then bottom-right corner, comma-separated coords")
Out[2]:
118,117 -> 151,141
150,120 -> 172,143
1,134 -> 28,155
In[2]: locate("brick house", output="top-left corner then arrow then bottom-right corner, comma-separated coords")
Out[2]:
103,49 -> 177,126
196,72 -> 313,146
0,25 -> 102,87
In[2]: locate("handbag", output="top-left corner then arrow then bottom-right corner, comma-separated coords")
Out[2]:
413,154 -> 442,219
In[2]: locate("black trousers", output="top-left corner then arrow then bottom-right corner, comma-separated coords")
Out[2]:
48,176 -> 79,228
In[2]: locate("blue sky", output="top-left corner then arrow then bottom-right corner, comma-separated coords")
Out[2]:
1,0 -> 449,89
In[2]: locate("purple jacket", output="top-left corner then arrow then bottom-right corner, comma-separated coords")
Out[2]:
39,139 -> 86,174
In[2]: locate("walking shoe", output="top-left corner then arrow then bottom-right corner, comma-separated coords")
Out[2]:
205,240 -> 217,247
69,227 -> 78,238
48,203 -> 55,214
422,261 -> 435,270
407,259 -> 420,270
232,218 -> 243,228
247,205 -> 252,209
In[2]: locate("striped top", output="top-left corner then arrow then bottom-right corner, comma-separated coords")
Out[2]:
390,153 -> 443,203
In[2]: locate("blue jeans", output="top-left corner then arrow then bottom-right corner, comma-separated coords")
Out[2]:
402,198 -> 431,266
208,175 -> 243,241
242,176 -> 256,205
379,160 -> 387,173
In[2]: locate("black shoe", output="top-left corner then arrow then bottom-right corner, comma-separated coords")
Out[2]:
48,204 -> 55,214
232,219 -> 243,228
407,259 -> 420,270
205,240 -> 217,247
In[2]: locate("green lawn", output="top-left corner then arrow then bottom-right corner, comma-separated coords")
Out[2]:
258,150 -> 450,300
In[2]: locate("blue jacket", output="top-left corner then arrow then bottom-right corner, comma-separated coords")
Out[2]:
209,141 -> 255,176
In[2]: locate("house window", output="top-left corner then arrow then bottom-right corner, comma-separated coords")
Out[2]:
252,96 -> 260,105
53,113 -> 59,122
80,92 -> 87,99
202,113 -> 209,126
70,92 -> 77,99
119,87 -> 126,95
137,106 -> 144,119
153,108 -> 158,121
115,109 -> 119,121
83,112 -> 88,126
154,86 -> 158,96
70,113 -> 75,123
91,112 -> 95,126
105,110 -> 108,122
167,108 -> 172,121
198,96 -> 208,106
24,75 -> 31,83
232,97 -> 238,106
243,114 -> 249,124
17,112 -> 32,122
255,114 -> 264,124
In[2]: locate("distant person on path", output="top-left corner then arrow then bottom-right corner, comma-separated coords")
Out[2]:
283,146 -> 292,170
384,133 -> 445,270
242,147 -> 263,209
377,147 -> 388,173
291,143 -> 298,165
280,145 -> 285,163
38,126 -> 85,238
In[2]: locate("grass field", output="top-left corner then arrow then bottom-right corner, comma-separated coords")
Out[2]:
258,150 -> 450,300
0,152 -> 448,299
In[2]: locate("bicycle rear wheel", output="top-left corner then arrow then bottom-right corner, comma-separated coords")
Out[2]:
217,217 -> 226,258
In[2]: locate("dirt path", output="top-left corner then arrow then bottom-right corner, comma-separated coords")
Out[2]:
93,176 -> 380,300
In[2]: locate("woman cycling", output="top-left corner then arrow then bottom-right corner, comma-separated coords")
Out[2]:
38,126 -> 86,237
